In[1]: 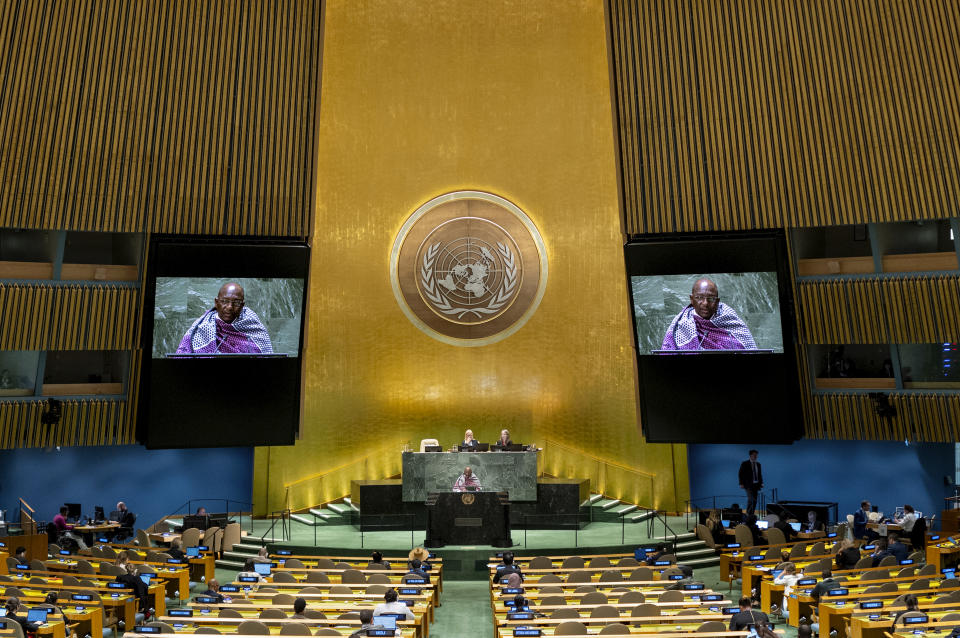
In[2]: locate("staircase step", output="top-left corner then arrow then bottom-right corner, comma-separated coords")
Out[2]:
652,532 -> 695,542
587,494 -> 604,505
677,546 -> 717,559
232,542 -> 264,553
290,514 -> 321,527
612,504 -> 638,516
629,511 -> 656,523
342,498 -> 360,512
215,559 -> 245,569
326,503 -> 351,516
674,539 -> 706,550
599,499 -> 621,511
222,550 -> 255,561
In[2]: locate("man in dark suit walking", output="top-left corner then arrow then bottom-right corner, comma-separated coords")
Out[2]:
738,449 -> 762,516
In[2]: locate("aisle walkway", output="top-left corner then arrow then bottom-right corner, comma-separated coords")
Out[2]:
431,580 -> 493,638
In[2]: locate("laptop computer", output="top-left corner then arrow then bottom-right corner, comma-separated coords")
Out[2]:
94,506 -> 105,522
721,520 -> 731,528
253,562 -> 271,576
185,546 -> 200,558
756,520 -> 769,530
790,522 -> 801,532
139,574 -> 152,586
26,609 -> 48,624
373,616 -> 397,630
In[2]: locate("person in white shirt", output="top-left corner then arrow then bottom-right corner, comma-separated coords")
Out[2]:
236,558 -> 265,591
373,588 -> 415,621
895,504 -> 917,533
772,562 -> 800,619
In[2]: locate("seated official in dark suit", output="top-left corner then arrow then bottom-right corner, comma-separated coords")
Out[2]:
496,429 -> 512,447
834,539 -> 861,570
114,501 -> 136,539
460,429 -> 479,450
887,533 -> 909,563
729,597 -> 770,630
803,510 -> 825,533
201,579 -> 228,604
404,559 -> 430,584
494,552 -> 524,584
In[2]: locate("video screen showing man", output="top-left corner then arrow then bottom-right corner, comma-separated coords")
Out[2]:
661,278 -> 757,351
176,282 -> 274,354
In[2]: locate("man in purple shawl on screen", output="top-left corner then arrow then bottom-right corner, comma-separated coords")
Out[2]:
660,278 -> 757,351
175,282 -> 274,354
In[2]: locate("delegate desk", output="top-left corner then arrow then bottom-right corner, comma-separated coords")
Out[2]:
402,450 -> 537,501
424,491 -> 510,547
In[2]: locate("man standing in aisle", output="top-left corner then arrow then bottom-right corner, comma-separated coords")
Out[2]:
738,449 -> 762,516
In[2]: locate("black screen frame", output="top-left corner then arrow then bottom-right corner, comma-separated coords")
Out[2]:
137,235 -> 310,449
624,230 -> 801,444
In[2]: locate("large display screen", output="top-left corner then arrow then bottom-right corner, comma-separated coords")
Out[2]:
625,232 -> 801,444
152,277 -> 304,358
138,239 -> 310,449
632,271 -> 783,354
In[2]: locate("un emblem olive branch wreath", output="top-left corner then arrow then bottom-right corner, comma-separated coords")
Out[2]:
420,241 -> 518,320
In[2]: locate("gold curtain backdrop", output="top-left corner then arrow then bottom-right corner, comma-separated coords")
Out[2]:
252,0 -> 689,515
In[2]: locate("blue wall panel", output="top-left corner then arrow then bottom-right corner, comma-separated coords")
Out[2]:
0,445 -> 253,529
688,440 -> 953,522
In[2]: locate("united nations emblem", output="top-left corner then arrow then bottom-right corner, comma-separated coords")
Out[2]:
460,493 -> 476,505
391,191 -> 548,346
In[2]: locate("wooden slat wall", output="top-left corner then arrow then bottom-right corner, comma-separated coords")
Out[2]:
797,275 -> 960,344
608,0 -> 960,234
0,0 -> 322,236
0,284 -> 138,350
0,398 -> 132,449
805,392 -> 960,441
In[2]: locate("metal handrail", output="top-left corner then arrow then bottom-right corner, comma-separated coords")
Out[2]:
262,509 -> 291,543
357,513 -> 416,549
522,513 -> 583,548
645,510 -> 678,550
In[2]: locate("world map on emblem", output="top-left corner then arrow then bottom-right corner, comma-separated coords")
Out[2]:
390,191 -> 548,346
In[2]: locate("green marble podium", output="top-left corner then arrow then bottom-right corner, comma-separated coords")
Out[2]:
401,451 -> 538,502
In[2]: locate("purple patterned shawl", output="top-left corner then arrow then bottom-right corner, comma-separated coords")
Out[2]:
175,307 -> 273,354
660,302 -> 757,351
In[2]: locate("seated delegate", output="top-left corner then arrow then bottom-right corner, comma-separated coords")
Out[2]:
460,429 -> 480,450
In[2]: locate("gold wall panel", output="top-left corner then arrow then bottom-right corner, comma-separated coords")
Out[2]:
608,0 -> 960,234
253,0 -> 688,515
0,0 -> 321,236
0,284 -> 138,350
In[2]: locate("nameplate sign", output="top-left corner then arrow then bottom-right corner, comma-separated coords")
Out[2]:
454,517 -> 483,527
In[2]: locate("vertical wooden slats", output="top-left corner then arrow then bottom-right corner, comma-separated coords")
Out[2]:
608,0 -> 960,234
796,275 -> 960,345
0,284 -> 137,350
804,392 -> 960,442
0,399 -> 129,449
0,0 -> 322,236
